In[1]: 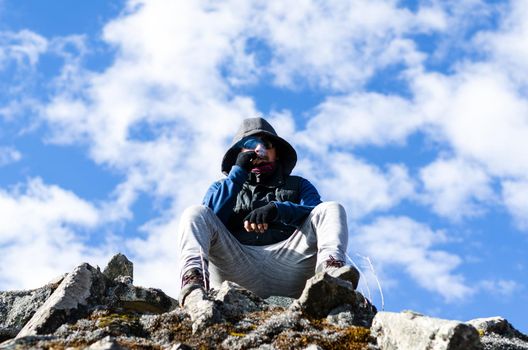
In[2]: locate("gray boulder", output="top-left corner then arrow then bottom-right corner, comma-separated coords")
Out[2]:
372,311 -> 481,350
107,281 -> 177,314
215,281 -> 264,320
468,317 -> 528,340
103,254 -> 133,282
0,275 -> 64,341
183,288 -> 222,333
16,263 -> 107,337
290,271 -> 377,325
468,317 -> 528,350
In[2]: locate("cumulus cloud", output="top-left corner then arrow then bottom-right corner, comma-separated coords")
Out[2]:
296,92 -> 420,152
475,0 -> 528,85
308,154 -> 415,219
355,216 -> 474,301
419,157 -> 494,220
501,180 -> 528,231
0,178 -> 111,290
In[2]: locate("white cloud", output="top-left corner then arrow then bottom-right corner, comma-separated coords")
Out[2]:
475,0 -> 528,86
355,216 -> 474,301
0,146 -> 21,166
478,279 -> 521,297
0,30 -> 47,69
296,92 -> 421,152
501,180 -> 528,231
297,152 -> 414,219
0,178 -> 111,290
419,157 -> 494,220
255,0 -> 442,91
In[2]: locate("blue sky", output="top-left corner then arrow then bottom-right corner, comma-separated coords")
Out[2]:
1,0 -> 527,333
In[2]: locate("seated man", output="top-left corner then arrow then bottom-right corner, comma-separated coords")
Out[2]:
177,117 -> 359,305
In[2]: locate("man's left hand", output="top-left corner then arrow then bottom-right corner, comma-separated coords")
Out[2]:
244,203 -> 278,233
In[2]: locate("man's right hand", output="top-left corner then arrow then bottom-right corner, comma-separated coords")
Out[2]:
235,151 -> 257,171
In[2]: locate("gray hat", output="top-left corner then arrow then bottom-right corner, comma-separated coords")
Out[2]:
221,117 -> 297,175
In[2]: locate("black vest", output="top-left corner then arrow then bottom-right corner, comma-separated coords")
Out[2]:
226,173 -> 303,246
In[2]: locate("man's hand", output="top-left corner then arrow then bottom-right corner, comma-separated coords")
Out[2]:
235,151 -> 257,171
244,203 -> 278,233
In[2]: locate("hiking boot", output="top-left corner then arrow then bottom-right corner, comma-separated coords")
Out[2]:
179,268 -> 208,306
322,255 -> 360,289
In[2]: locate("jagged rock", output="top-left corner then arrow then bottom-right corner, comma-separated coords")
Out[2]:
290,271 -> 377,324
0,275 -> 64,342
468,317 -> 528,350
183,288 -> 222,333
0,335 -> 57,350
222,310 -> 304,349
326,304 -> 356,328
108,281 -> 177,314
103,254 -> 133,282
372,311 -> 481,350
479,333 -> 528,350
2,254 -> 527,350
468,317 -> 528,340
215,281 -> 264,319
16,263 -> 107,337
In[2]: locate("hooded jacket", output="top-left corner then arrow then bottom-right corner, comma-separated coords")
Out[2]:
202,117 -> 322,246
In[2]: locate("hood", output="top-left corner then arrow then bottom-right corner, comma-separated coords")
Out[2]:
221,117 -> 297,176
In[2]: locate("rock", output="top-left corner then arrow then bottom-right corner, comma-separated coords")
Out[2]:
372,311 -> 481,350
291,271 -> 377,324
468,317 -> 528,340
86,336 -> 124,350
326,304 -> 356,328
215,281 -> 263,320
103,254 -> 133,282
2,254 -> 527,350
16,263 -> 107,337
168,343 -> 193,350
107,281 -> 177,314
265,295 -> 295,309
222,310 -> 304,350
468,317 -> 528,350
0,276 -> 64,341
183,288 -> 222,333
479,333 -> 528,350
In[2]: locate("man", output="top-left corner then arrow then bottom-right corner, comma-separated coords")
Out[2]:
177,117 -> 359,306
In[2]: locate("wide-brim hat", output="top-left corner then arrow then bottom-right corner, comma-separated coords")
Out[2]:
221,117 -> 297,175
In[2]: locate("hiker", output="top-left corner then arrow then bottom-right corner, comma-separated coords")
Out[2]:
177,117 -> 359,305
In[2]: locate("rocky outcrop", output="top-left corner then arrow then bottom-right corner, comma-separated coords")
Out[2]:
1,254 -> 527,350
371,311 -> 481,350
0,275 -> 64,342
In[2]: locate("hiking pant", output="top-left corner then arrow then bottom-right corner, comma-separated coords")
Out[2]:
177,202 -> 349,298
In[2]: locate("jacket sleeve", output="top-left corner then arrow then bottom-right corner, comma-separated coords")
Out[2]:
273,178 -> 322,227
202,165 -> 249,225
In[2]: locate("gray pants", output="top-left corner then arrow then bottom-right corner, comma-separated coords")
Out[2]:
177,202 -> 349,298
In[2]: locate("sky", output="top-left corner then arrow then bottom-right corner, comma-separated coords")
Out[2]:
0,0 -> 527,333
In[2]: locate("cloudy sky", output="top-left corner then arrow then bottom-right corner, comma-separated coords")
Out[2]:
1,0 -> 527,332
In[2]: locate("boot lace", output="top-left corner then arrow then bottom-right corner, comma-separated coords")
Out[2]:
325,255 -> 345,269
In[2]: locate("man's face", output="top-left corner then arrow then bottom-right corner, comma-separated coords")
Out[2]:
239,135 -> 277,164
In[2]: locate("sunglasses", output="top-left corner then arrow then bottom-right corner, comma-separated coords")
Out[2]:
238,136 -> 274,150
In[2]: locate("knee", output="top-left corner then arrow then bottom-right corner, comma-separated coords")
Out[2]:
180,205 -> 213,221
313,201 -> 345,214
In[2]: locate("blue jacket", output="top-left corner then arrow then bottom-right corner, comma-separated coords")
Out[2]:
203,165 -> 322,234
